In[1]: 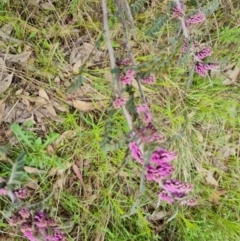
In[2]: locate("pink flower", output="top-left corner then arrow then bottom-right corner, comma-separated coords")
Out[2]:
186,12 -> 206,25
163,179 -> 193,194
136,123 -> 163,143
195,62 -> 219,76
136,104 -> 152,124
34,210 -> 48,228
172,2 -> 185,18
146,162 -> 174,181
205,63 -> 219,71
141,75 -> 156,84
113,97 -> 127,109
23,230 -> 35,241
195,62 -> 208,76
150,148 -> 177,164
120,58 -> 131,66
47,228 -> 66,241
159,190 -> 174,204
14,187 -> 30,199
120,69 -> 135,85
18,208 -> 31,219
195,47 -> 213,60
129,142 -> 143,164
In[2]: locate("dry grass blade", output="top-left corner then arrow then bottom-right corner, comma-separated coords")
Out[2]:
72,99 -> 107,111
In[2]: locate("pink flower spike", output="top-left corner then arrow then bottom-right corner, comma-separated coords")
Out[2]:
120,69 -> 135,85
163,179 -> 193,194
23,230 -> 35,241
129,142 -> 143,164
186,12 -> 206,25
205,63 -> 219,71
195,62 -> 208,76
136,104 -> 152,124
196,47 -> 213,60
14,187 -> 30,199
159,190 -> 174,204
141,75 -> 156,84
136,123 -> 163,143
120,58 -> 131,66
150,148 -> 177,164
146,162 -> 174,181
113,97 -> 127,109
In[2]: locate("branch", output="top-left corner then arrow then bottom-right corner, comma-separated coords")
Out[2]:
101,0 -> 133,129
114,0 -> 147,104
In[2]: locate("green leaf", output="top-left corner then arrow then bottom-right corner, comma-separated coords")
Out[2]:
11,123 -> 34,149
130,0 -> 146,14
146,15 -> 169,37
203,0 -> 219,17
34,137 -> 42,147
7,152 -> 25,189
42,132 -> 60,148
67,75 -> 84,93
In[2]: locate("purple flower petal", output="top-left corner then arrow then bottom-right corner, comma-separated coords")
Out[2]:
150,148 -> 177,164
129,142 -> 143,164
186,12 -> 206,25
113,97 -> 127,109
163,179 -> 193,194
196,47 -> 213,60
159,190 -> 174,204
136,104 -> 152,124
120,69 -> 135,85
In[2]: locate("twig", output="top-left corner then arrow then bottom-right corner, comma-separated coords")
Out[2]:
173,0 -> 189,39
122,0 -> 136,39
101,0 -> 133,130
114,0 -> 147,104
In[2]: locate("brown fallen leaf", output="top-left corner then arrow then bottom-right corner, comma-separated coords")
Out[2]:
72,100 -> 107,111
2,50 -> 32,63
0,29 -> 23,44
148,211 -> 169,221
206,171 -> 219,187
72,163 -> 85,188
0,73 -> 13,94
24,166 -> 45,174
40,2 -> 55,10
223,66 -> 240,85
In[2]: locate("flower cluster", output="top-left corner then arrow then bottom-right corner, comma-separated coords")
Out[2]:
141,75 -> 156,84
120,69 -> 135,85
9,208 -> 66,241
129,139 -> 196,205
0,187 -> 30,199
113,96 -> 127,109
172,2 -> 219,77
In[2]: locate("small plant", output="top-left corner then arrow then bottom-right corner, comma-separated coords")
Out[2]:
0,152 -> 66,241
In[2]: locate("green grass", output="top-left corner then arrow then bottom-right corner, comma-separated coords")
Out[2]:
0,0 -> 240,240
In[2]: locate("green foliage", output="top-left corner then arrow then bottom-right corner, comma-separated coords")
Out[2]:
11,123 -> 60,152
130,0 -> 146,14
7,152 -> 25,190
67,75 -> 84,93
202,0 -> 219,17
146,15 -> 169,37
219,26 -> 240,44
